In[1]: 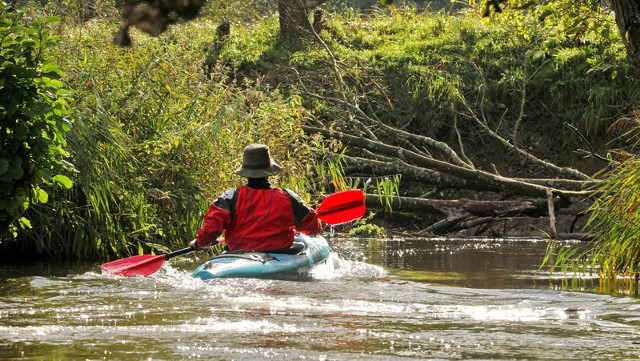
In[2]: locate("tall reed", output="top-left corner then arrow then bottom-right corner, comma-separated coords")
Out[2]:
542,131 -> 640,294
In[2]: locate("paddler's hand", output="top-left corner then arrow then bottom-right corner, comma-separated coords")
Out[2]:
189,239 -> 209,251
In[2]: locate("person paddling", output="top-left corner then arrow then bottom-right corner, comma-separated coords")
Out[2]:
189,143 -> 322,252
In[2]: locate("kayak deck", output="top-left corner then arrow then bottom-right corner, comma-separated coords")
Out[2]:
191,233 -> 330,280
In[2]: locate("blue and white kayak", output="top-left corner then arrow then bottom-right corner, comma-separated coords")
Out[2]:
191,233 -> 330,280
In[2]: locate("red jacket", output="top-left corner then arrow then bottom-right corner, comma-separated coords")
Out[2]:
195,185 -> 321,251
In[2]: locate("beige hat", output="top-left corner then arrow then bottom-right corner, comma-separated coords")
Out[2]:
234,143 -> 283,178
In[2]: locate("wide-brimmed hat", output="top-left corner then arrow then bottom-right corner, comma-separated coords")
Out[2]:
234,143 -> 283,178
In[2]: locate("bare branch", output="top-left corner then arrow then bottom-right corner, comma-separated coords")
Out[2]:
304,126 -> 592,198
563,122 -> 612,164
546,188 -> 558,239
455,58 -> 591,180
455,96 -> 591,180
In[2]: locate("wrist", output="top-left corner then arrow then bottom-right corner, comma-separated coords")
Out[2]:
189,239 -> 207,249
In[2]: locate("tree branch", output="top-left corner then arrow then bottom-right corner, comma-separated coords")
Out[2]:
304,126 -> 592,198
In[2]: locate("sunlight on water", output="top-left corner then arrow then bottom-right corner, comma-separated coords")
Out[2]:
442,304 -> 592,322
2,238 -> 640,360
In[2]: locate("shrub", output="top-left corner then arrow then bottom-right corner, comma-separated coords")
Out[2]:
0,5 -> 73,240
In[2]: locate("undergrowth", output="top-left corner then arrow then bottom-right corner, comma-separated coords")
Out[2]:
5,1 -> 640,268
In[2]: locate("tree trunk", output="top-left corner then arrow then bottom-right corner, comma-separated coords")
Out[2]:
611,0 -> 640,68
364,194 -> 591,219
278,0 -> 314,39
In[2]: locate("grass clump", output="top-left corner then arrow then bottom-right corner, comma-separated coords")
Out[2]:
349,223 -> 387,238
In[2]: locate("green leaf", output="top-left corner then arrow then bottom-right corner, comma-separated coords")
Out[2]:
0,158 -> 8,176
7,166 -> 24,180
52,174 -> 73,189
41,77 -> 64,89
41,62 -> 63,77
37,188 -> 48,203
44,16 -> 60,24
18,216 -> 32,229
13,124 -> 29,140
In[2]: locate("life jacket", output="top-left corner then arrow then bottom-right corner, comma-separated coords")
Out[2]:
196,185 -> 320,252
224,186 -> 320,251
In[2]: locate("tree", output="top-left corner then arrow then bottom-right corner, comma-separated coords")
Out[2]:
610,0 -> 640,68
278,0 -> 327,38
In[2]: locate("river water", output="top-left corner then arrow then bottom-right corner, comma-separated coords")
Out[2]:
1,237 -> 639,360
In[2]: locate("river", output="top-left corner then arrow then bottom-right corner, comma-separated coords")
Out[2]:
1,237 -> 639,360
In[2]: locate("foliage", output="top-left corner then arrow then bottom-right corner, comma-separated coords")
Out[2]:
492,0 -> 629,138
318,4 -> 630,146
0,4 -> 73,241
348,223 -> 387,238
2,11 -> 326,260
543,150 -> 640,295
5,0 -> 640,267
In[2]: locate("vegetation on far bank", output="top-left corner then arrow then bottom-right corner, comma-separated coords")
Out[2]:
2,0 -> 640,295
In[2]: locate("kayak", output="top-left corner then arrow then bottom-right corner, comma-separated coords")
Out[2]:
191,233 -> 331,280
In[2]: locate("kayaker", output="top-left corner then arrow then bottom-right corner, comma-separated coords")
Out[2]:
188,143 -> 322,252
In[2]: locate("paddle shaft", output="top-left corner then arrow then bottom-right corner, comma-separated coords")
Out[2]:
166,246 -> 196,260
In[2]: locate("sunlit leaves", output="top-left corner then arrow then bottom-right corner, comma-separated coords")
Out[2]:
545,154 -> 640,294
15,9 -> 324,259
52,174 -> 73,189
0,4 -> 74,239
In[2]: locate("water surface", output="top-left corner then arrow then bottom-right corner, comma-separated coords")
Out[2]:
1,237 -> 639,360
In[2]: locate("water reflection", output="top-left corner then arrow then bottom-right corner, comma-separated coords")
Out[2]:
1,237 -> 639,360
331,237 -> 599,290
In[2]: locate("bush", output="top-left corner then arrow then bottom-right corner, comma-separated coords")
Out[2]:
349,223 -> 386,238
13,15 -> 323,260
0,5 -> 73,240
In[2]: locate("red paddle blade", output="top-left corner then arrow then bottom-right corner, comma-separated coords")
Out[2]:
316,189 -> 366,225
100,254 -> 168,277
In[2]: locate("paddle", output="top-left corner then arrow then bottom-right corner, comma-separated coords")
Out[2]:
100,189 -> 365,277
316,189 -> 365,225
99,247 -> 194,277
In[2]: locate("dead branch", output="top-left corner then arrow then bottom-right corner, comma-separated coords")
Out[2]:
343,156 -> 493,191
564,122 -> 612,164
364,193 -> 591,236
304,126 -> 593,198
456,59 -> 591,180
546,188 -> 558,238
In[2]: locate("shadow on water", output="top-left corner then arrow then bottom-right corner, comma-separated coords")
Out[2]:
1,237 -> 640,360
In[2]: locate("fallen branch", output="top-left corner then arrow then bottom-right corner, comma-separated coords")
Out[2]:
305,126 -> 593,198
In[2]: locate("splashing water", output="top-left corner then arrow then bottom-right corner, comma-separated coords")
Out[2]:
1,238 -> 640,360
310,252 -> 386,280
